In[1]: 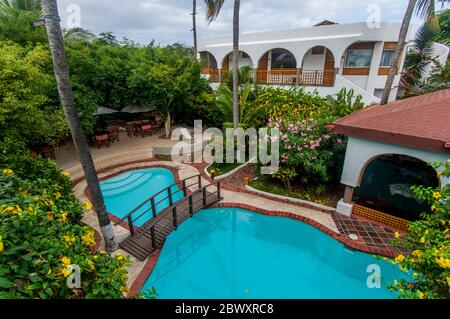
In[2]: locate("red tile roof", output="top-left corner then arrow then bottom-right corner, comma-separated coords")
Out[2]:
333,89 -> 450,153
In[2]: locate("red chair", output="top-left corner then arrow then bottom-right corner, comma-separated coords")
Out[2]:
95,134 -> 110,148
140,124 -> 153,137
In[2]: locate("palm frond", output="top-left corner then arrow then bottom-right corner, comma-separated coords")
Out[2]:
0,0 -> 40,11
204,0 -> 225,24
63,27 -> 96,43
413,22 -> 437,55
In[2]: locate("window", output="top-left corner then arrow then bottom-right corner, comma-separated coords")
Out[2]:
345,49 -> 373,67
380,50 -> 395,67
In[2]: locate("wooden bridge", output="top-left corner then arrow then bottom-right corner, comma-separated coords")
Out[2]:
114,175 -> 222,260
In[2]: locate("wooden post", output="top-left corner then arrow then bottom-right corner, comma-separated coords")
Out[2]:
314,70 -> 318,86
182,180 -> 187,196
168,187 -> 173,206
217,181 -> 221,200
343,186 -> 354,204
202,187 -> 207,206
189,195 -> 193,217
172,206 -> 178,229
295,68 -> 301,85
197,175 -> 202,189
150,225 -> 156,248
127,215 -> 135,236
150,197 -> 156,218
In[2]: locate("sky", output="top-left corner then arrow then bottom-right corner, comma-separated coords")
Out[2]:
57,0 -> 449,46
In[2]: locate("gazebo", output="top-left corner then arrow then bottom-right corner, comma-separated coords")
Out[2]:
332,89 -> 450,229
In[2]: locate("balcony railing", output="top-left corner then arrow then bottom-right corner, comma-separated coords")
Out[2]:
201,68 -> 335,87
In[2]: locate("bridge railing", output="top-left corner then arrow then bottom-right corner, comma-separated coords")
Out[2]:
145,182 -> 222,249
114,174 -> 203,235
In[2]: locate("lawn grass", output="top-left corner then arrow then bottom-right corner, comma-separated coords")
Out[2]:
248,174 -> 342,207
207,161 -> 243,177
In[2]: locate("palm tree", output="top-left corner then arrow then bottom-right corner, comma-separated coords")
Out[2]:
205,0 -> 240,130
63,27 -> 96,44
40,0 -> 117,252
401,23 -> 437,88
0,0 -> 40,10
380,0 -> 449,105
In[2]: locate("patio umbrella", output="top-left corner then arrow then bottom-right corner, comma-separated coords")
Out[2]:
120,104 -> 156,113
96,106 -> 118,115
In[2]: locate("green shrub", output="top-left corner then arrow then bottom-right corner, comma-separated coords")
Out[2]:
0,142 -> 130,299
389,161 -> 450,299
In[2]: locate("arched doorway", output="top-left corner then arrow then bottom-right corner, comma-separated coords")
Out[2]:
221,50 -> 253,79
300,46 -> 335,86
256,48 -> 297,84
199,51 -> 219,82
354,154 -> 439,221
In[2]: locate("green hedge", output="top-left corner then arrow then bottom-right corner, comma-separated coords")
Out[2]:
0,140 -> 130,299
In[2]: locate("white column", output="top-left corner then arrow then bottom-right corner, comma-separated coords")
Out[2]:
366,41 -> 383,93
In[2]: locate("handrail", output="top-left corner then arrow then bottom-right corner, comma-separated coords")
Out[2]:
114,174 -> 202,226
137,182 -> 221,235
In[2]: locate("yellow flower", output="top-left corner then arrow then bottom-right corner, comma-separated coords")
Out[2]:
63,171 -> 70,177
47,269 -> 52,275
87,259 -> 95,271
431,205 -> 437,211
115,253 -> 124,261
441,220 -> 446,226
120,286 -> 131,294
0,235 -> 4,252
60,267 -> 71,278
394,232 -> 400,239
2,169 -> 14,175
395,254 -> 405,263
63,234 -> 76,246
432,192 -> 441,200
122,273 -> 128,281
417,290 -> 424,299
58,212 -> 68,222
412,250 -> 421,257
61,256 -> 71,267
436,257 -> 450,269
447,277 -> 450,287
83,201 -> 92,210
420,237 -> 426,244
82,230 -> 96,247
54,192 -> 61,199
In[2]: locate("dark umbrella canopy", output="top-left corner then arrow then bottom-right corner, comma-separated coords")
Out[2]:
121,104 -> 156,113
96,106 -> 118,115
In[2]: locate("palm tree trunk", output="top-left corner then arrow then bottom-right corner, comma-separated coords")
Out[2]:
40,0 -> 117,252
232,0 -> 240,130
192,0 -> 198,54
380,0 -> 417,105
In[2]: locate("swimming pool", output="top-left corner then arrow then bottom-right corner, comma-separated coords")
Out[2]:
100,167 -> 182,226
142,207 -> 407,299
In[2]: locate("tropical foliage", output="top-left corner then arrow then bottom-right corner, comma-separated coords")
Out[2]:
389,161 -> 450,299
0,6 -> 211,145
0,141 -> 130,299
264,88 -> 362,193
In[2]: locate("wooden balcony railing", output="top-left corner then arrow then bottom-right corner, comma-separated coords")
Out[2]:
201,68 -> 336,87
256,69 -> 335,87
201,68 -> 219,82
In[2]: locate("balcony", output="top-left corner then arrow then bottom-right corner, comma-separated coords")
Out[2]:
201,68 -> 335,87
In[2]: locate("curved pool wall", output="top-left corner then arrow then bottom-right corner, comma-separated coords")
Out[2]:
100,167 -> 182,227
142,207 -> 408,299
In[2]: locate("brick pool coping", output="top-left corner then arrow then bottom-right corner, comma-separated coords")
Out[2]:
128,202 -> 400,297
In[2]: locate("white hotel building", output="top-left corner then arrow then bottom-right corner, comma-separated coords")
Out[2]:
198,20 -> 449,104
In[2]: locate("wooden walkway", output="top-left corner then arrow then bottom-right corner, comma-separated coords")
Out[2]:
115,175 -> 222,261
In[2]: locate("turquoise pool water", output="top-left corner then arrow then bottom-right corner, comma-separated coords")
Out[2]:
100,168 -> 182,226
142,207 -> 407,299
